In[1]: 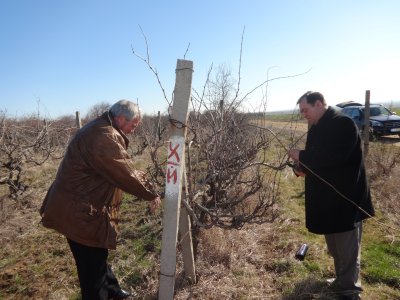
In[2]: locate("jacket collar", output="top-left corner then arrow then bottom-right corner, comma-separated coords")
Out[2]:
315,106 -> 335,126
102,111 -> 130,147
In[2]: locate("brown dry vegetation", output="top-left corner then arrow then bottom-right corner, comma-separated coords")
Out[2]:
1,121 -> 400,300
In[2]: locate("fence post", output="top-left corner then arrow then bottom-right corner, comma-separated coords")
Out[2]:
159,59 -> 193,300
363,90 -> 370,156
156,111 -> 161,141
179,165 -> 196,283
75,111 -> 82,129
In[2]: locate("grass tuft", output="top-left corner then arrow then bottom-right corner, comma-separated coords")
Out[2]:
363,241 -> 400,288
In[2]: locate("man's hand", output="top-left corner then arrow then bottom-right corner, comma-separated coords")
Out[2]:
293,163 -> 306,177
149,196 -> 161,213
288,149 -> 300,161
288,148 -> 306,177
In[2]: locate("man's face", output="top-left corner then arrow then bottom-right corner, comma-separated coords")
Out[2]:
117,116 -> 141,134
299,98 -> 324,125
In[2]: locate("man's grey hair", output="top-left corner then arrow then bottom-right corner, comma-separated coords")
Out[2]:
109,100 -> 141,121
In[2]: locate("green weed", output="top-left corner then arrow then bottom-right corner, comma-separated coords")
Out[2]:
363,241 -> 400,288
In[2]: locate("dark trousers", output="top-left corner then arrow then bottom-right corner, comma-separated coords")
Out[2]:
67,238 -> 121,300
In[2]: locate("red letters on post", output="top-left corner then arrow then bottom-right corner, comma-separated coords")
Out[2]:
167,141 -> 181,184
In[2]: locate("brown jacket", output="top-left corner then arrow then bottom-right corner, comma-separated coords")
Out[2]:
40,112 -> 157,249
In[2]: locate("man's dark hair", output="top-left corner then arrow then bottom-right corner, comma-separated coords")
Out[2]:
297,91 -> 326,106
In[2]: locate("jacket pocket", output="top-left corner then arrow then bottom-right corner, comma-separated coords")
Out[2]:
72,201 -> 116,246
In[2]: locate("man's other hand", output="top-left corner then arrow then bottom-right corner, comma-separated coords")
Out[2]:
149,196 -> 161,213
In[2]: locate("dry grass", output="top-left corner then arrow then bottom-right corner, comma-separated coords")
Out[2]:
366,142 -> 400,228
175,225 -> 280,299
0,142 -> 400,300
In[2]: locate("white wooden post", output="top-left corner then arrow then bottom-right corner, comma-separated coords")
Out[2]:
75,111 -> 82,128
159,59 -> 193,300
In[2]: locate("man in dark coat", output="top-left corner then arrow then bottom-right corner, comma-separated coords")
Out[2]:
288,91 -> 374,300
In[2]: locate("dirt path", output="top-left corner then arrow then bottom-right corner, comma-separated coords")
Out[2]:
264,120 -> 400,147
377,135 -> 400,146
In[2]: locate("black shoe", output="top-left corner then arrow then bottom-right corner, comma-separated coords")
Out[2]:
111,289 -> 131,299
338,295 -> 361,300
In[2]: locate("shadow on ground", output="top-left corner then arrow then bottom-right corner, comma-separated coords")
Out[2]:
282,277 -> 344,300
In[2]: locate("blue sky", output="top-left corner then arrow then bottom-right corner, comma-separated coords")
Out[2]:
1,0 -> 399,118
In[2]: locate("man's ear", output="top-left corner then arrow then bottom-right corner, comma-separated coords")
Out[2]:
114,115 -> 125,127
315,100 -> 323,108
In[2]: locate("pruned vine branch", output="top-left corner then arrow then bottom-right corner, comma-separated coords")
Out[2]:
131,28 -> 309,231
0,112 -> 72,200
131,25 -> 171,107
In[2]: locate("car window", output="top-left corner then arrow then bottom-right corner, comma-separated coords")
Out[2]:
370,107 -> 381,116
361,106 -> 393,117
351,109 -> 361,118
379,106 -> 391,116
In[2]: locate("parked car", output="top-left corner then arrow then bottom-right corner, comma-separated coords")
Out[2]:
339,104 -> 400,139
335,101 -> 363,108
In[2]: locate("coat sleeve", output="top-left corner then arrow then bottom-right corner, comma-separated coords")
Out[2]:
82,129 -> 157,201
299,116 -> 359,172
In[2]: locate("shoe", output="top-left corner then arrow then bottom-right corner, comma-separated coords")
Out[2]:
112,289 -> 131,299
326,278 -> 346,295
326,278 -> 336,285
326,278 -> 341,289
338,295 -> 361,300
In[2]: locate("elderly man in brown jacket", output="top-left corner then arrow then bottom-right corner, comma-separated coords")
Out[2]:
40,100 -> 161,300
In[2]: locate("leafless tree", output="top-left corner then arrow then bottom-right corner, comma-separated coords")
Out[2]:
129,113 -> 169,189
0,110 -> 5,145
134,65 -> 291,231
365,143 -> 400,228
131,28 -> 309,234
0,113 -> 70,200
84,101 -> 111,122
180,65 -> 282,229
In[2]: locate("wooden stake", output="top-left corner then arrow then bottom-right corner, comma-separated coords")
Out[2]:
159,59 -> 193,300
363,90 -> 370,156
179,165 -> 196,283
75,111 -> 82,129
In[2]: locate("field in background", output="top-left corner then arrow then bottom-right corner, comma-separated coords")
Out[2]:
0,116 -> 399,299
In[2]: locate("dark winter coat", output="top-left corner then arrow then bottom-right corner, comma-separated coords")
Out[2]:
40,112 -> 157,249
299,107 -> 374,234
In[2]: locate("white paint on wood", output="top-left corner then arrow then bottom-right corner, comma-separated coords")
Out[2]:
159,59 -> 193,300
